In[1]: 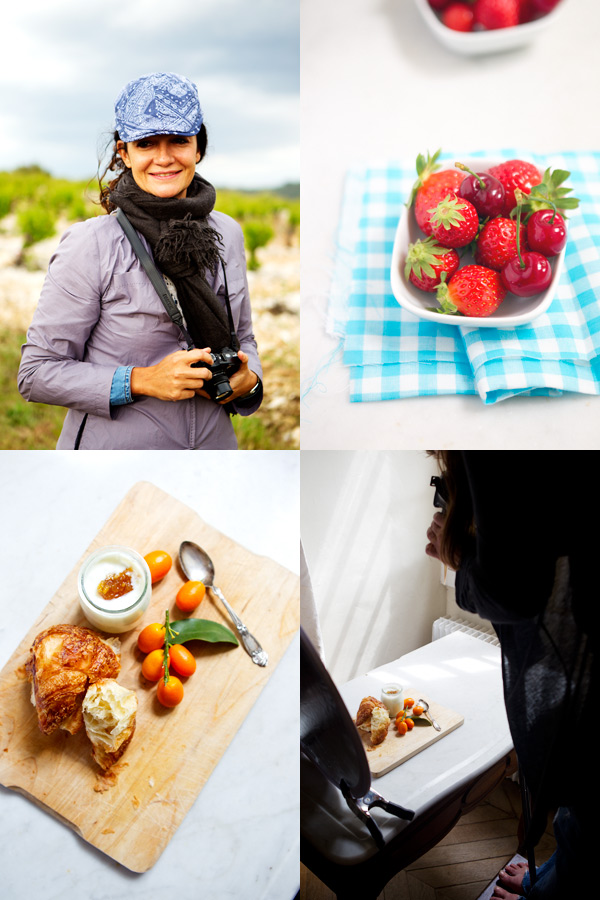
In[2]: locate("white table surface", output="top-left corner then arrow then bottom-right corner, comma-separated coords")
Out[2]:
301,0 -> 600,449
0,450 -> 299,900
301,632 -> 512,864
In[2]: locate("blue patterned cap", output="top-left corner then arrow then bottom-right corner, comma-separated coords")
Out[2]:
114,72 -> 203,142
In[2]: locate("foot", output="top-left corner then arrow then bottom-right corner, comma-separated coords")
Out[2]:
491,887 -> 521,900
498,861 -> 528,892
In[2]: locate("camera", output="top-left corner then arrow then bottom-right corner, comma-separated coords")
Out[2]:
202,347 -> 241,402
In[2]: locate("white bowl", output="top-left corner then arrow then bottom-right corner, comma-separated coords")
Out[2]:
390,158 -> 566,329
414,0 -> 566,56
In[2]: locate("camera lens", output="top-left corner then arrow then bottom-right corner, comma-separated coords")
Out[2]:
211,373 -> 234,402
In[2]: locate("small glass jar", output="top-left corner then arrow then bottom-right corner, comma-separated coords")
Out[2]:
381,683 -> 404,717
78,545 -> 151,633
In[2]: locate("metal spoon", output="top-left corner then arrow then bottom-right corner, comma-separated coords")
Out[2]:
179,541 -> 268,667
418,698 -> 441,731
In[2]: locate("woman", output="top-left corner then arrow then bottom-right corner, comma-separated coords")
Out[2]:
18,72 -> 262,449
425,451 -> 595,899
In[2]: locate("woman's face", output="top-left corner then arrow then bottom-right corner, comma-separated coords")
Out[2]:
118,134 -> 200,199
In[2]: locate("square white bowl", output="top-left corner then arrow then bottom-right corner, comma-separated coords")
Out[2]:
414,0 -> 566,56
390,159 -> 566,329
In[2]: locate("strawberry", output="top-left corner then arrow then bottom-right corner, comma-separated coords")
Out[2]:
415,171 -> 465,235
433,265 -> 507,317
473,0 -> 520,29
409,149 -> 465,236
404,237 -> 460,292
517,166 -> 580,218
476,217 -> 528,270
488,159 -> 542,216
428,195 -> 479,248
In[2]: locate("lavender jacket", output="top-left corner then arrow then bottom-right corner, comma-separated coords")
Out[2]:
18,212 -> 262,449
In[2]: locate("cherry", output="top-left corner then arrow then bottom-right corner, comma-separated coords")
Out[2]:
521,0 -> 562,22
501,251 -> 552,297
501,187 -> 552,297
526,209 -> 567,257
456,162 -> 506,219
442,3 -> 475,31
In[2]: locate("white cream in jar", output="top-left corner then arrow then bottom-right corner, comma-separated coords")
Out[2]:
78,545 -> 151,633
380,683 -> 404,717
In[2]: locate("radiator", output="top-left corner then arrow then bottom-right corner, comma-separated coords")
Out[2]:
432,615 -> 500,647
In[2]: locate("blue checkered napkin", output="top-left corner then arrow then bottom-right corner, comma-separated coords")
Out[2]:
329,151 -> 600,404
461,151 -> 600,403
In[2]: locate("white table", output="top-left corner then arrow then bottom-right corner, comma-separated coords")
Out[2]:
0,451 -> 299,900
301,0 -> 600,448
301,633 -> 512,870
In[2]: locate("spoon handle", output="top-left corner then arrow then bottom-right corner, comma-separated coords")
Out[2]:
210,586 -> 268,667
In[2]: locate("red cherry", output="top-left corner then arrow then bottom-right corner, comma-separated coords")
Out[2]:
501,251 -> 552,297
526,209 -> 567,257
428,0 -> 452,9
442,3 -> 475,30
457,163 -> 506,219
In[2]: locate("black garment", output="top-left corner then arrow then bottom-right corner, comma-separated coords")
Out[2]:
109,171 -> 238,353
454,452 -> 596,846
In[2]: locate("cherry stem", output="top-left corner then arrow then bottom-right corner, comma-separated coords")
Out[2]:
546,200 -> 558,225
455,161 -> 485,190
514,188 -> 525,270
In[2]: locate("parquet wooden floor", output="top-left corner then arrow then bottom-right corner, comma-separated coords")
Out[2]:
300,779 -> 556,900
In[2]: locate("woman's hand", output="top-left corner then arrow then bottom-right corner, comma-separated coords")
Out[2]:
130,348 -> 213,402
215,350 -> 259,404
425,511 -> 445,562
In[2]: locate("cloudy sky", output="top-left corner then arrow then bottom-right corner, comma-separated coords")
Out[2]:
0,0 -> 298,189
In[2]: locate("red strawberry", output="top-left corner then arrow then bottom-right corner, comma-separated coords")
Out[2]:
434,265 -> 507,317
404,237 -> 460,292
476,217 -> 528,270
415,170 -> 465,235
428,195 -> 479,248
442,2 -> 475,31
473,0 -> 520,29
488,159 -> 542,216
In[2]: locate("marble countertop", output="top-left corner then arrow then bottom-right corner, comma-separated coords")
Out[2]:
0,451 -> 299,900
301,632 -> 512,865
301,0 -> 600,448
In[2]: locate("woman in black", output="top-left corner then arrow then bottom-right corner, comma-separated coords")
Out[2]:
426,451 -> 595,899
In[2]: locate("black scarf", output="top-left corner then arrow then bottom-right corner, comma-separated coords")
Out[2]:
109,171 -> 237,352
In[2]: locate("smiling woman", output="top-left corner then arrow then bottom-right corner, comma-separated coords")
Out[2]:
17,71 -> 263,449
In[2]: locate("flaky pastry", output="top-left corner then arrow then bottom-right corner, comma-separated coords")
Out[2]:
26,624 -> 121,735
82,679 -> 137,771
355,695 -> 390,745
355,695 -> 386,727
370,705 -> 390,745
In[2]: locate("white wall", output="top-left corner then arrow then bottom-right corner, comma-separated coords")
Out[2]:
301,450 -> 446,684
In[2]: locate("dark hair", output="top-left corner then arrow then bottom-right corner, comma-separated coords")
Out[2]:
97,124 -> 208,213
427,451 -> 475,570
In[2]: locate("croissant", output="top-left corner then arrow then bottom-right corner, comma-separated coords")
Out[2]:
82,679 -> 137,771
26,624 -> 121,735
355,695 -> 386,727
370,705 -> 390,745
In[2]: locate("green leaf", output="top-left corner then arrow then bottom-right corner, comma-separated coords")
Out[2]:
411,716 -> 433,727
550,169 -> 571,187
169,618 -> 239,646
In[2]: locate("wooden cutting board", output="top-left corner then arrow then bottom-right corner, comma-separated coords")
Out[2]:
0,482 -> 299,872
357,694 -> 464,777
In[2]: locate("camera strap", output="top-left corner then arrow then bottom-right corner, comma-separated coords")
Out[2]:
115,208 -> 237,349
